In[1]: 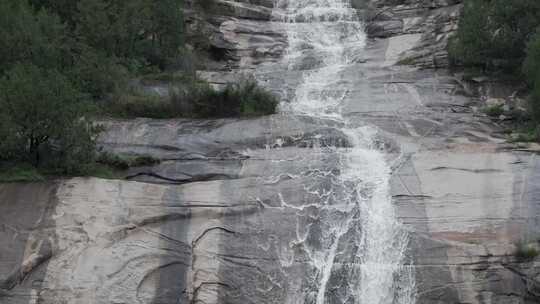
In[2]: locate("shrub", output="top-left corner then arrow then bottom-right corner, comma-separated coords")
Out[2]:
234,80 -> 279,116
96,152 -> 160,170
108,77 -> 279,119
192,79 -> 279,117
0,163 -> 44,183
197,0 -> 217,12
0,63 -> 97,171
449,0 -> 540,71
448,0 -> 492,68
514,242 -> 539,261
483,104 -> 504,117
523,29 -> 540,121
109,91 -> 171,119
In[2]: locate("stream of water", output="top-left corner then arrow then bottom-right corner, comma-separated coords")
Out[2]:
272,0 -> 415,303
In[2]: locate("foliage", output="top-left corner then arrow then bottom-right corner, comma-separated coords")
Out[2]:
96,152 -> 160,170
28,0 -> 80,25
522,30 -> 540,121
224,79 -> 279,116
197,0 -> 217,12
0,63 -> 97,172
0,163 -> 44,183
74,0 -> 183,68
450,0 -> 540,130
449,0 -> 540,71
483,104 -> 504,117
514,242 -> 540,261
109,78 -> 278,119
0,0 -> 71,73
0,0 -> 278,180
182,79 -> 279,118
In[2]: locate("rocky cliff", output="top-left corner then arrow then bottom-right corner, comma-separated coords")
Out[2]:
2,1 -> 540,304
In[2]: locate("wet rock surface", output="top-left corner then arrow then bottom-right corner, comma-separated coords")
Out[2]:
2,1 -> 540,304
364,0 -> 463,68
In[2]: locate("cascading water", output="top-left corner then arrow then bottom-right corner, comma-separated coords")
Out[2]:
270,0 -> 416,303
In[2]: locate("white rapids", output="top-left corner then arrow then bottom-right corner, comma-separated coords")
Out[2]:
271,0 -> 416,303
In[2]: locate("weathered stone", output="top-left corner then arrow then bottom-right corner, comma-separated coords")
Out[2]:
2,1 -> 540,304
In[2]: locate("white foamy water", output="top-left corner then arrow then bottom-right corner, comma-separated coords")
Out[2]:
273,0 -> 415,303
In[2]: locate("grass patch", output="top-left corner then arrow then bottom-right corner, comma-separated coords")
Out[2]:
96,152 -> 161,170
140,72 -> 192,85
0,163 -> 44,183
483,104 -> 504,117
107,77 -> 278,119
84,163 -> 121,179
514,242 -> 539,261
508,124 -> 540,143
396,57 -> 416,66
107,88 -> 172,119
0,152 -> 161,183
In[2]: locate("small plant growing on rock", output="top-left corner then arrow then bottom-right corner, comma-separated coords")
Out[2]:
97,152 -> 161,170
514,242 -> 539,261
483,104 -> 504,117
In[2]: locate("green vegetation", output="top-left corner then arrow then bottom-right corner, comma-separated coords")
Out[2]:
449,0 -> 540,134
449,0 -> 540,71
0,153 -> 160,183
482,104 -> 504,117
514,242 -> 540,261
396,57 -> 417,66
0,0 -> 277,181
96,152 -> 161,170
109,79 -> 278,119
0,63 -> 98,173
523,32 -> 540,119
507,123 -> 540,143
0,163 -> 44,183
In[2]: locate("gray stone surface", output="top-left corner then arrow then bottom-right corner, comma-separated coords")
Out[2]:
2,0 -> 540,304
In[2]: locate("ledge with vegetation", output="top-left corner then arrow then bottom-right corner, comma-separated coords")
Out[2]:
448,0 -> 540,142
0,0 -> 278,182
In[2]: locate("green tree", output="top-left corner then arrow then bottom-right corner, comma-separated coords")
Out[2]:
28,0 -> 80,26
0,0 -> 71,73
0,64 -> 96,170
449,0 -> 540,71
524,29 -> 540,119
448,0 -> 491,68
75,0 -> 183,68
75,0 -> 114,55
147,0 -> 184,67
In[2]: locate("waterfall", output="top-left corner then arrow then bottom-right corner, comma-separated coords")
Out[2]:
272,0 -> 416,303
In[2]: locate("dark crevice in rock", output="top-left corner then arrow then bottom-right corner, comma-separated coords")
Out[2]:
0,242 -> 52,291
192,227 -> 237,251
502,264 -> 540,300
192,282 -> 233,304
125,172 -> 239,184
393,194 -> 433,199
430,167 -> 502,174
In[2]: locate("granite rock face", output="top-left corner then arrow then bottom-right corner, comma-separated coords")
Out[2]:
184,0 -> 287,69
364,0 -> 463,68
2,1 -> 540,304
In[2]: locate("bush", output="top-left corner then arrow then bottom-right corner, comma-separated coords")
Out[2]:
108,77 -> 279,119
0,63 -> 97,172
483,104 -> 504,117
0,163 -> 44,183
96,152 -> 160,170
514,242 -> 539,261
192,79 -> 279,117
523,30 -> 540,121
231,80 -> 279,116
197,0 -> 217,12
109,89 -> 172,119
449,0 -> 540,71
0,0 -> 69,74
